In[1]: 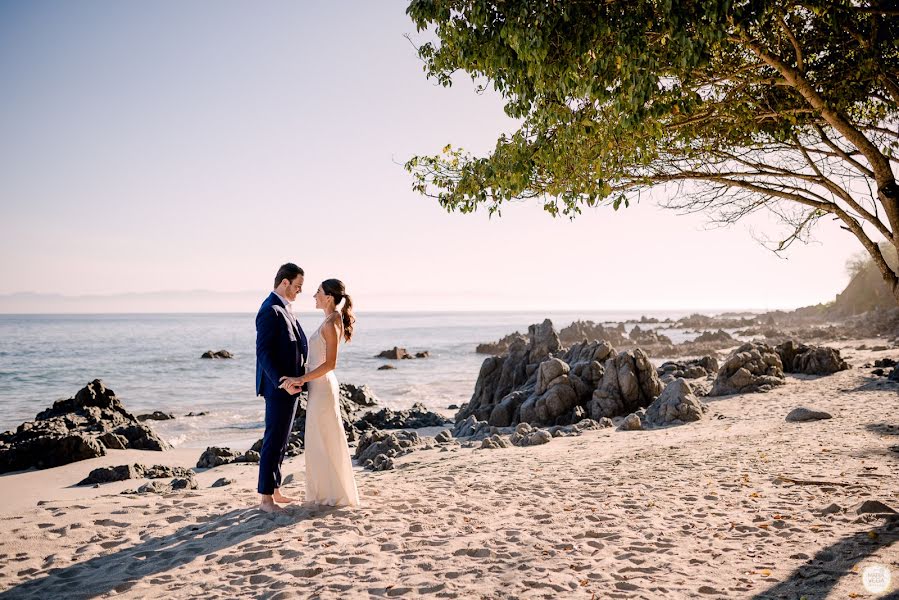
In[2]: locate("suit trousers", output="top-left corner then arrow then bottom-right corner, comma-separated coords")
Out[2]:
257,390 -> 299,495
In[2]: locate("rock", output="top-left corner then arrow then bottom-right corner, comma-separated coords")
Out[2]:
476,332 -> 527,355
775,341 -> 849,375
0,380 -> 170,474
211,477 -> 233,488
137,481 -> 167,494
692,329 -> 734,343
447,404 -> 459,410
509,422 -> 552,446
619,413 -> 643,431
890,368 -> 899,382
415,351 -> 430,358
184,411 -> 208,417
137,411 -> 175,422
453,415 -> 491,439
354,429 -> 421,471
171,476 -> 198,490
368,454 -> 395,471
201,350 -> 233,359
479,434 -> 512,450
78,464 -> 143,486
378,364 -> 396,370
709,342 -> 785,396
559,320 -> 629,346
142,464 -> 193,479
629,325 -> 673,346
234,450 -> 260,463
355,402 -> 449,430
339,383 -> 380,409
874,358 -> 897,368
785,407 -> 833,422
434,430 -> 453,444
853,500 -> 898,515
657,356 -> 719,384
528,319 -> 562,362
644,379 -> 708,427
587,349 -> 662,419
197,446 -> 242,469
376,347 -> 410,360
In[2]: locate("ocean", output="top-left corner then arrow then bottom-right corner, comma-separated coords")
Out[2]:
0,310 -> 714,450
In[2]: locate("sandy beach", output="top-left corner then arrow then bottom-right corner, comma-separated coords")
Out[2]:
0,340 -> 897,599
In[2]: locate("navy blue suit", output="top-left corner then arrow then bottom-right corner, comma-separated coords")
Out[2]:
255,291 -> 308,495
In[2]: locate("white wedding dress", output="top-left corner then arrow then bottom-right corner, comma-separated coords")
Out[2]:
303,318 -> 360,507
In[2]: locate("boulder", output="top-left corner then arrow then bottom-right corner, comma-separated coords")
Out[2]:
78,464 -> 143,486
693,329 -> 734,343
211,477 -> 233,488
137,411 -> 175,422
355,402 -> 449,430
619,413 -> 643,431
476,333 -> 527,355
657,356 -> 719,384
377,364 -> 396,371
354,429 -> 421,471
376,347 -> 410,360
479,434 -> 512,450
644,379 -> 708,427
587,349 -> 663,419
0,380 -> 170,474
559,320 -> 628,346
509,423 -> 553,446
197,446 -> 242,469
775,341 -> 849,375
709,343 -> 785,396
201,350 -> 233,359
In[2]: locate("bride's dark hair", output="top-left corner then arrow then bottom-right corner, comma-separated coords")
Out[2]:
321,278 -> 355,342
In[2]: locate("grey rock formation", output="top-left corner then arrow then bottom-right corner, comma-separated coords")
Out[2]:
509,423 -> 552,446
137,411 -> 175,422
709,343 -> 785,396
197,446 -> 242,468
479,434 -> 512,450
775,340 -> 849,375
201,350 -> 233,359
354,429 -> 421,471
476,332 -> 527,355
0,380 -> 170,474
355,402 -> 450,430
619,413 -> 644,431
587,349 -> 663,420
644,379 -> 708,427
657,356 -> 719,384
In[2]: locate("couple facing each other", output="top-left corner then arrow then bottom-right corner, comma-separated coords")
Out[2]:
254,262 -> 360,512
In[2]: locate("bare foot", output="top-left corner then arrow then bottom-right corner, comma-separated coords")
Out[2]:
259,495 -> 283,513
273,489 -> 296,504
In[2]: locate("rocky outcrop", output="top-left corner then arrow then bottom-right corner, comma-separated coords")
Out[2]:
559,320 -> 628,346
196,447 -> 242,469
709,343 -> 785,396
137,411 -> 175,422
693,329 -> 734,343
201,350 -> 233,359
476,333 -> 527,355
587,349 -> 663,420
629,325 -> 673,346
354,429 -> 422,471
775,341 -> 849,375
657,357 -> 719,384
0,380 -> 170,474
376,348 -> 430,360
78,463 -> 193,486
355,402 -> 450,430
644,379 -> 708,427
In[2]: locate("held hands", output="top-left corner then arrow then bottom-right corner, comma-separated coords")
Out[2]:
279,376 -> 306,394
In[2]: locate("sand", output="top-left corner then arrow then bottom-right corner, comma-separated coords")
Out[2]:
0,340 -> 897,599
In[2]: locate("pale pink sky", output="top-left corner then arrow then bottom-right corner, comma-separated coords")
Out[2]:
0,1 -> 869,312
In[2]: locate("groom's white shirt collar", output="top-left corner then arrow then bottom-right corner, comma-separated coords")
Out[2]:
273,290 -> 292,310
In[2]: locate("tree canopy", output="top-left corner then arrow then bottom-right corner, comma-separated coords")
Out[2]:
405,0 -> 899,302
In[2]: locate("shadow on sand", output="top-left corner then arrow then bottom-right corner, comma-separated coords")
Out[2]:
752,515 -> 899,599
0,504 -> 337,599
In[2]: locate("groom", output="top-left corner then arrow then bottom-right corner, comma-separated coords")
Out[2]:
256,262 -> 308,512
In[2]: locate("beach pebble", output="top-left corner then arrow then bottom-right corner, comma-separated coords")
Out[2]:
211,477 -> 234,488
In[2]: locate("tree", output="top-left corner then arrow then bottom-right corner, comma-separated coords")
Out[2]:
405,0 -> 899,303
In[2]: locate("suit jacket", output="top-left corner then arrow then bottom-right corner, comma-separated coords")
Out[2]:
255,291 -> 308,399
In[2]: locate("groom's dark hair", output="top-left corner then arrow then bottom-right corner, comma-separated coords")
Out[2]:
274,263 -> 304,288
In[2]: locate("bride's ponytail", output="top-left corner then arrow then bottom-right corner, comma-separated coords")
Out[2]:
340,294 -> 355,343
322,278 -> 355,343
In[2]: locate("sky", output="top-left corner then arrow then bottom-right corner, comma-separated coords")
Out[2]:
0,0 -> 873,313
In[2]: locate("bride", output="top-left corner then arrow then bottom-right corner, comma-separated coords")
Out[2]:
279,278 -> 360,508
